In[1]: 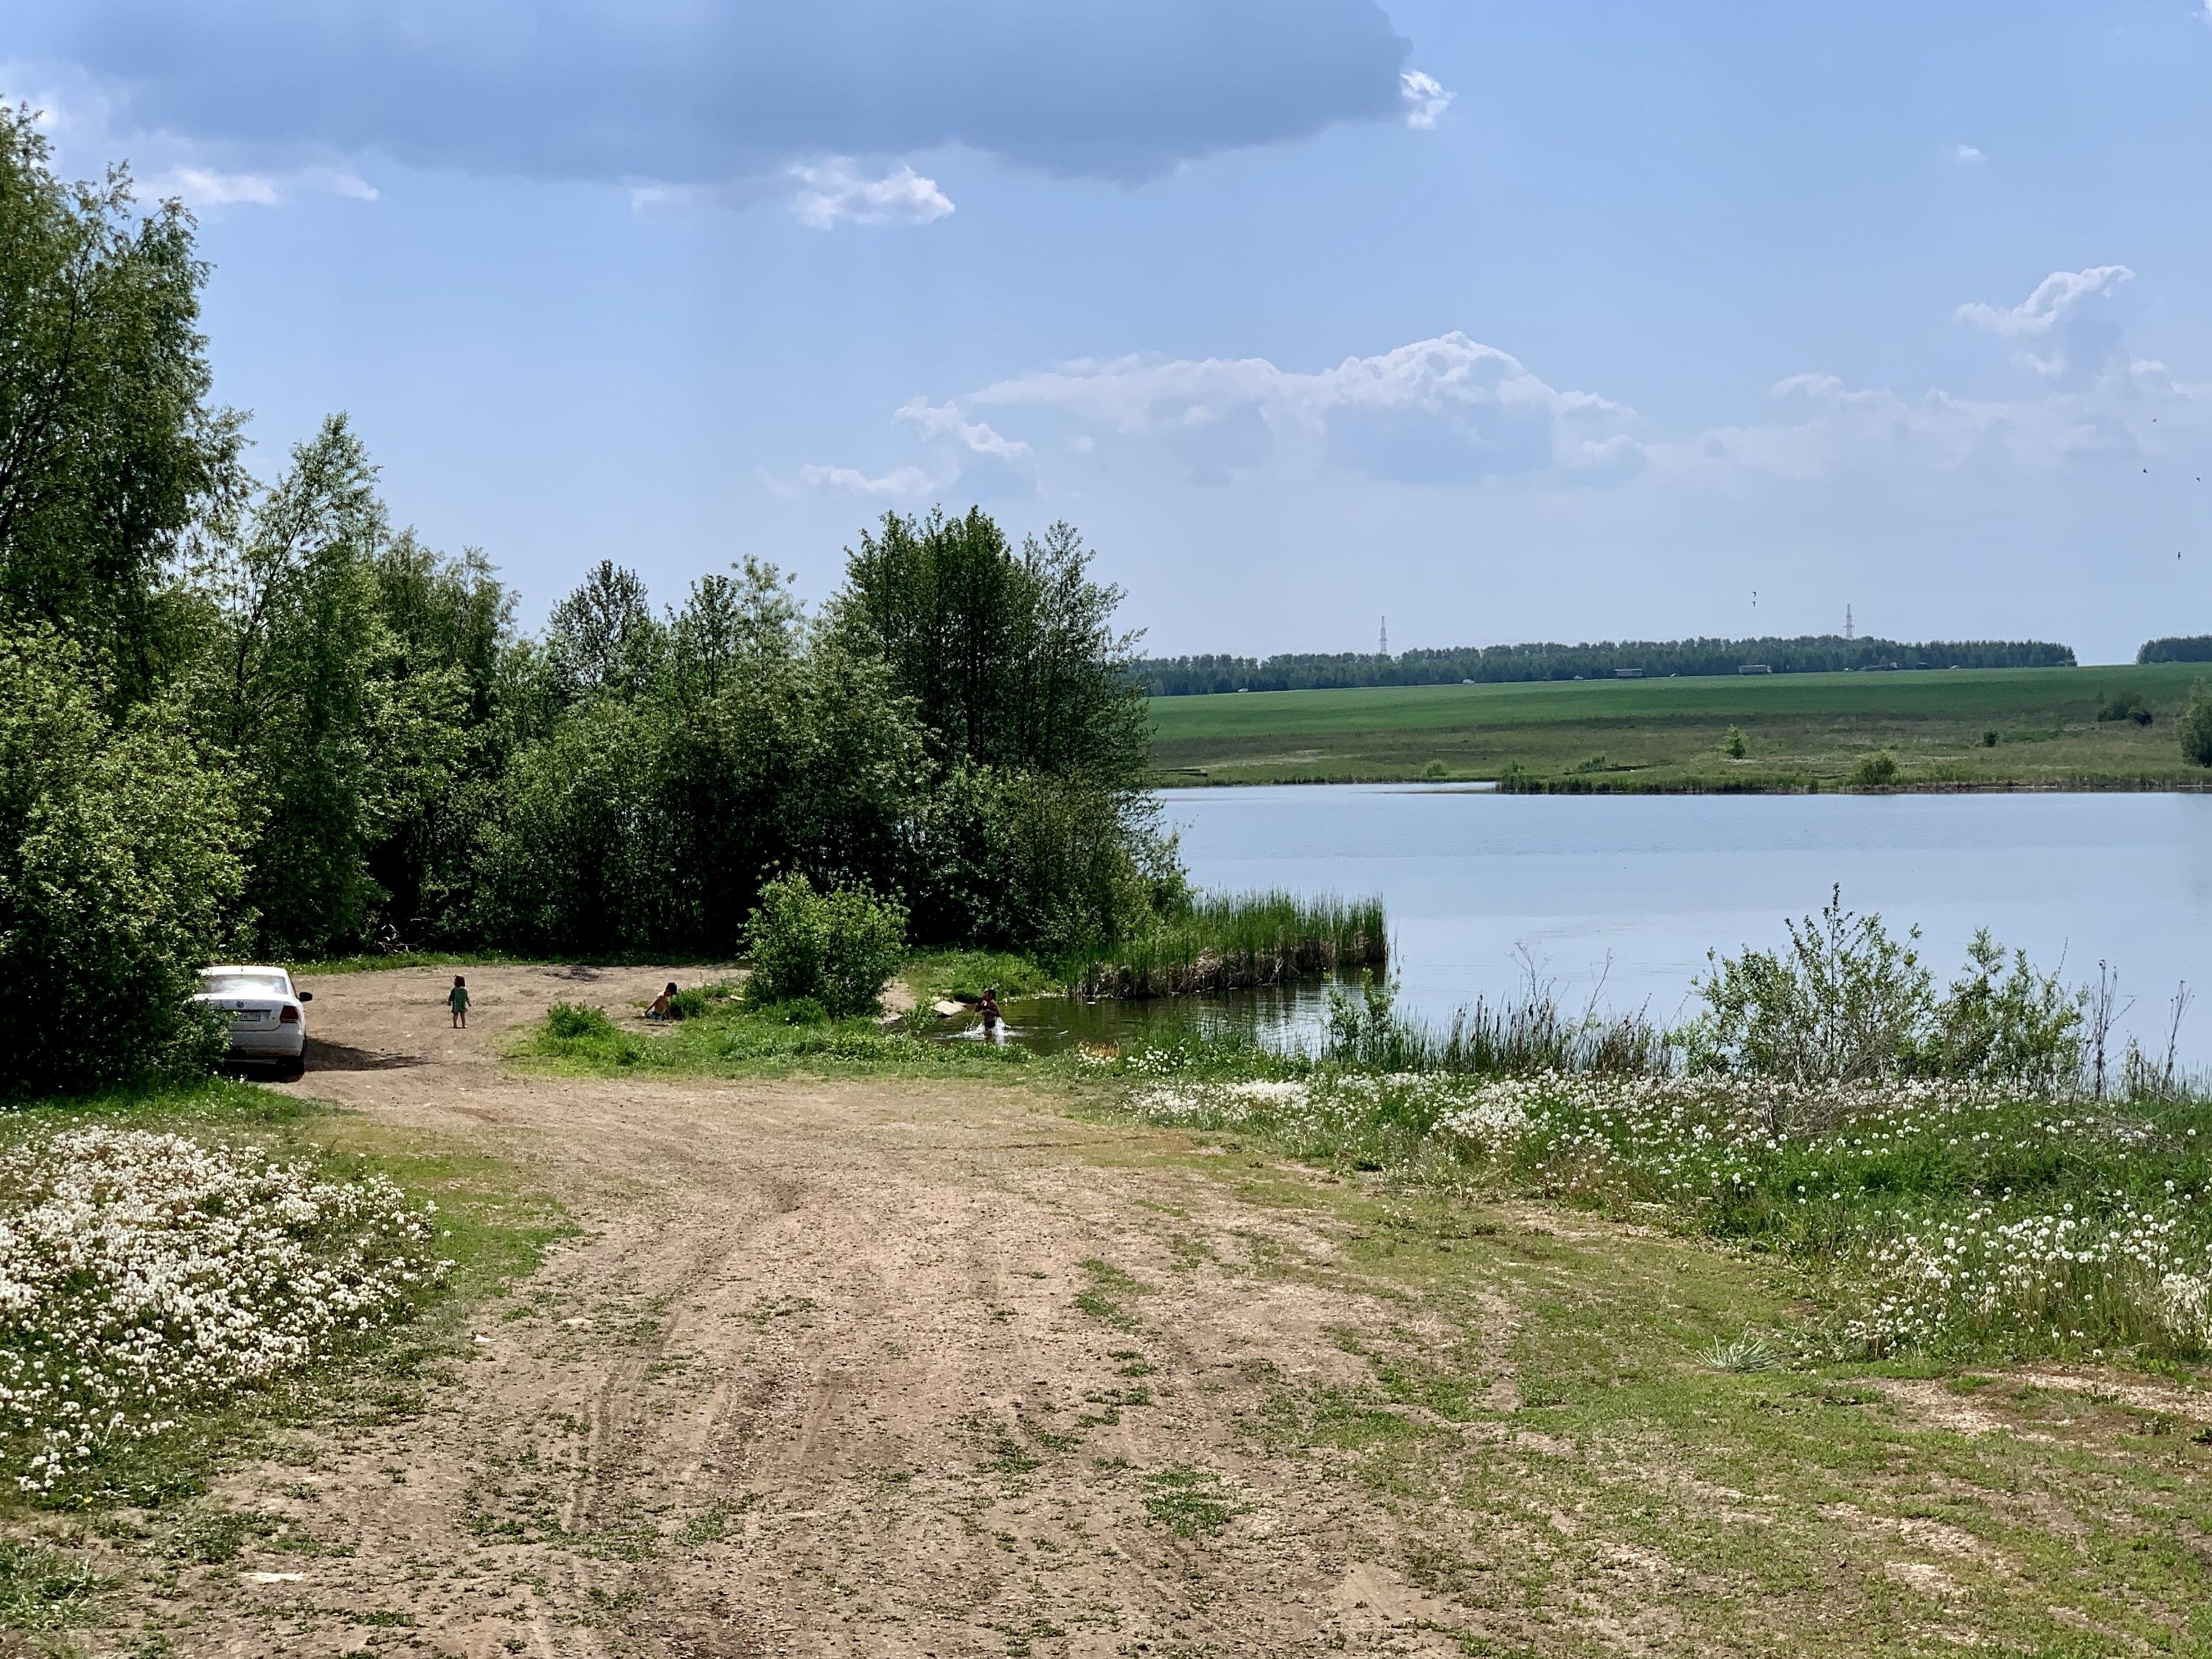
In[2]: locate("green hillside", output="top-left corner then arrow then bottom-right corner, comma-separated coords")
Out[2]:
1147,663 -> 2212,790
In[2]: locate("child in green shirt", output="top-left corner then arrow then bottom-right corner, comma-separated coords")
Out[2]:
448,975 -> 470,1029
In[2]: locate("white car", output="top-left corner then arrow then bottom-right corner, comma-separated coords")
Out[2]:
194,966 -> 313,1079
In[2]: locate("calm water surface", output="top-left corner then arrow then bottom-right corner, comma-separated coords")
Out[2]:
1002,787 -> 2212,1060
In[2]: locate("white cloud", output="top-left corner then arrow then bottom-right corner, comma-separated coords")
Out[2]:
142,163 -> 378,207
795,462 -> 934,497
1952,143 -> 1986,166
972,332 -> 1638,486
894,399 -> 1031,459
1399,70 -> 1453,130
1955,265 -> 2133,338
790,159 -> 953,229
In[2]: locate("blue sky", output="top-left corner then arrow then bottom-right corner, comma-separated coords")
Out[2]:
13,0 -> 2212,661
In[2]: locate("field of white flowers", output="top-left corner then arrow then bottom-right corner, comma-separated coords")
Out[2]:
0,1128 -> 446,1493
1097,1056 -> 2212,1362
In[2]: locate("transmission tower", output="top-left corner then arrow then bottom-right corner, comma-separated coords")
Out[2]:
1379,616 -> 1389,658
1845,604 -> 1854,641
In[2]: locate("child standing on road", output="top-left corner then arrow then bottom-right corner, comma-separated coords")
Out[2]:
448,975 -> 470,1029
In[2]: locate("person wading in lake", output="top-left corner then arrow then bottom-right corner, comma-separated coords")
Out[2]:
977,987 -> 1002,1041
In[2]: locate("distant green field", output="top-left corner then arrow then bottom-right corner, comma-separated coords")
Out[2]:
1147,662 -> 2212,790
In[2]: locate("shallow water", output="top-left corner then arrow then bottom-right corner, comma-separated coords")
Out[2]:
1005,786 -> 2212,1062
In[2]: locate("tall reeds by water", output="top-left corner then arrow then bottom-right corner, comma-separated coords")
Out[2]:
1065,891 -> 1387,1001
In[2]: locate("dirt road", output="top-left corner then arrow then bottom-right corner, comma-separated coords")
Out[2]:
149,965 -> 1498,1658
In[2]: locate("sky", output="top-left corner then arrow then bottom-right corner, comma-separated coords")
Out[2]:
11,0 -> 2212,662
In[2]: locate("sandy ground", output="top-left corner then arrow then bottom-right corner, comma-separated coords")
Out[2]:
141,964 -> 1489,1658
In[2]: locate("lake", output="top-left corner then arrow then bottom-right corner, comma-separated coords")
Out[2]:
1001,786 -> 2212,1063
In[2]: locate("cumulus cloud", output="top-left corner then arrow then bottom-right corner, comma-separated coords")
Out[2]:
1955,265 -> 2136,386
1399,71 -> 1453,129
894,399 -> 1032,461
1952,143 -> 1985,165
13,0 -> 1417,205
1955,265 -> 2133,338
143,163 -> 378,207
788,160 -> 954,229
972,332 -> 1639,486
793,463 -> 935,498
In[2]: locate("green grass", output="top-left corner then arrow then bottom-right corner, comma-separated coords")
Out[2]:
1147,661 -> 2212,788
1062,889 -> 1388,998
517,999 -> 1040,1079
1091,1121 -> 2212,1654
286,949 -> 736,976
902,949 -> 1058,1004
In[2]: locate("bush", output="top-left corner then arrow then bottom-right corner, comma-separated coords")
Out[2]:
1981,729 -> 1998,748
1850,751 -> 1899,787
742,873 -> 906,1018
1684,888 -> 2083,1093
2097,692 -> 2153,726
2180,682 -> 2212,768
545,1002 -> 616,1040
0,629 -> 248,1096
1724,726 -> 1747,759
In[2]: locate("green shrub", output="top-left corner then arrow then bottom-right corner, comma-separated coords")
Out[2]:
1981,729 -> 1998,748
545,1002 -> 616,1040
668,986 -> 714,1020
765,996 -> 830,1026
2097,692 -> 2154,726
1724,726 -> 1747,759
1850,751 -> 1899,787
2180,681 -> 2212,768
1683,888 -> 2081,1092
742,873 -> 906,1018
0,628 -> 248,1095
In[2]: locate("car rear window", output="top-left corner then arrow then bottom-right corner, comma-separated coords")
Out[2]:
201,973 -> 290,998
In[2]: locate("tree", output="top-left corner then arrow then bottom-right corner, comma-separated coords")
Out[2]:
2180,681 -> 2212,768
828,509 -> 1150,790
0,105 -> 242,699
0,626 -> 247,1093
195,414 -> 397,954
547,560 -> 658,702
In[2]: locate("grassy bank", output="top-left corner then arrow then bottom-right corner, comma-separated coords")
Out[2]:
517,996 -> 1040,1077
1148,661 -> 2212,788
1062,891 -> 1388,999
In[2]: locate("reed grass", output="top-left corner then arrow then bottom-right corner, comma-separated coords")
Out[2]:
1063,890 -> 1387,1001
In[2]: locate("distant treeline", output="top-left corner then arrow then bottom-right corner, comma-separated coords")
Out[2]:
2138,636 -> 2212,664
1138,636 -> 2079,695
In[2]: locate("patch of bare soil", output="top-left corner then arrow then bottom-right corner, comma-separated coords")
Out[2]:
115,966 -> 1520,1656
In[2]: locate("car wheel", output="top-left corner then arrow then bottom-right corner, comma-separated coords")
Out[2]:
276,1057 -> 305,1082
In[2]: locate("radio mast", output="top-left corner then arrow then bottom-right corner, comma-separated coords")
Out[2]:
1379,616 -> 1390,658
1845,604 -> 1854,641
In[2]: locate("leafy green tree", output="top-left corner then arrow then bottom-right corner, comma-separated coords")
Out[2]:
547,560 -> 660,703
0,106 -> 242,699
195,415 -> 399,954
829,509 -> 1149,788
2180,682 -> 2212,768
0,626 -> 247,1093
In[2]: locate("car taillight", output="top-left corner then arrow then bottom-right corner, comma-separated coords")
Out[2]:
279,1006 -> 299,1023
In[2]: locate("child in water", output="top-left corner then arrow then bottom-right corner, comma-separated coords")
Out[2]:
448,975 -> 470,1029
977,987 -> 1002,1040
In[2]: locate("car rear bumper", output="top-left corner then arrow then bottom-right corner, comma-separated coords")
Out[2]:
227,1027 -> 305,1061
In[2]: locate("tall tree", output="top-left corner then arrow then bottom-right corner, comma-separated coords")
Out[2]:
0,105 -> 241,699
827,509 -> 1150,790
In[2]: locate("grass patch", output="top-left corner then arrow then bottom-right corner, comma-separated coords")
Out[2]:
1138,1465 -> 1244,1537
0,1539 -> 105,1632
902,950 -> 1057,1004
515,998 -> 1037,1079
1072,1259 -> 1155,1332
1063,888 -> 1388,999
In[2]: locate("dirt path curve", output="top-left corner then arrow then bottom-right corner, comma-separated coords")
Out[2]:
161,965 -> 1478,1658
